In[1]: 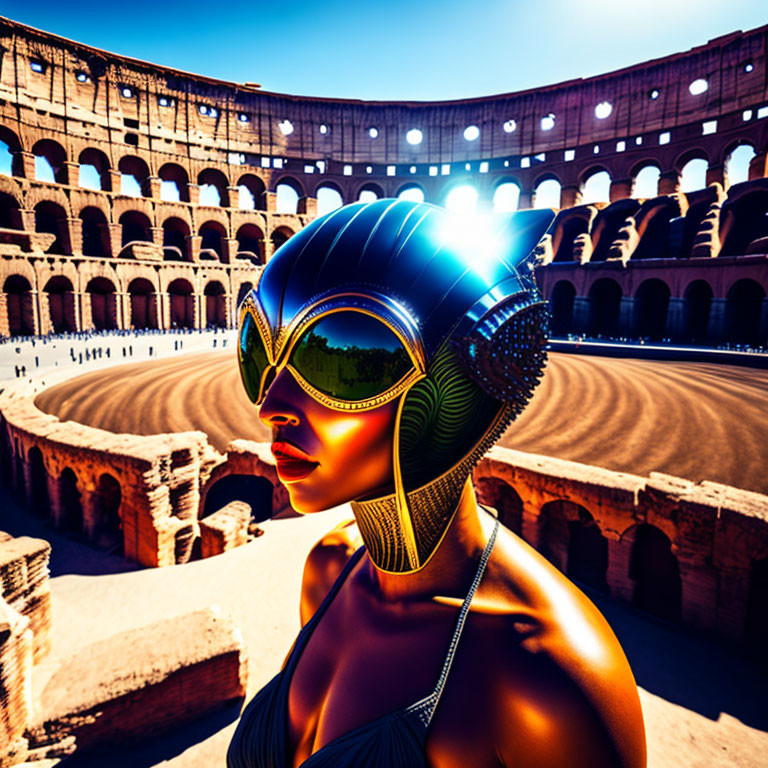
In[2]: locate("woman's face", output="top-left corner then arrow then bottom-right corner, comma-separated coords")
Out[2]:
258,365 -> 398,513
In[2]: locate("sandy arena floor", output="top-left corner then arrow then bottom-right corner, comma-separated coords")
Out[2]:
35,350 -> 768,494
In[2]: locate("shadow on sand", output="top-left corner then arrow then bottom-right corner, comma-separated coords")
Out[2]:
57,700 -> 243,767
0,487 -> 140,577
590,588 -> 768,732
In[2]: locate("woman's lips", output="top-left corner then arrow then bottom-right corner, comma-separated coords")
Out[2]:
271,441 -> 319,481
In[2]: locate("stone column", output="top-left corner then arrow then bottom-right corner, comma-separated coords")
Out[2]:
609,179 -> 632,202
80,489 -> 100,542
297,196 -> 317,216
62,161 -> 79,187
706,297 -> 727,343
78,291 -> 94,332
14,150 -> 36,180
559,185 -> 581,209
760,297 -> 768,345
19,209 -> 35,233
227,186 -> 240,209
108,224 -> 123,258
187,183 -> 200,206
0,292 -> 8,337
617,296 -> 636,337
263,191 -> 277,213
706,163 -> 726,188
196,294 -> 205,329
145,176 -> 161,199
158,292 -> 170,330
37,292 -> 51,336
606,536 -> 634,603
520,502 -> 540,549
518,188 -> 533,210
30,291 -> 40,336
150,226 -> 164,247
106,169 -> 122,193
65,217 -> 83,255
223,238 -> 238,264
120,292 -> 132,330
263,237 -> 274,262
658,170 -> 680,196
665,297 -> 686,342
748,152 -> 768,181
678,559 -> 719,633
187,234 -> 202,263
572,296 -> 591,335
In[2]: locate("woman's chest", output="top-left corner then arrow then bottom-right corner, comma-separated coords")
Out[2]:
285,593 -> 501,767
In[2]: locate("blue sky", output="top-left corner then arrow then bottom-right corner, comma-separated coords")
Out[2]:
2,1 -> 767,101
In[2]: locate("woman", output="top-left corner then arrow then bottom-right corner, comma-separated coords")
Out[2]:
229,199 -> 646,768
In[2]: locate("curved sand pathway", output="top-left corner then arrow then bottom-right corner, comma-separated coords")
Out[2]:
35,351 -> 768,495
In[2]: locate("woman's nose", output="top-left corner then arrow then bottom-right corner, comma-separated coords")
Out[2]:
258,366 -> 303,428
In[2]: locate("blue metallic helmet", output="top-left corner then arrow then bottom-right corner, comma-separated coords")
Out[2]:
239,198 -> 554,573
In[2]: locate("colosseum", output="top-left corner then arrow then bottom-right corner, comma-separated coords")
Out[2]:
1,13 -> 768,767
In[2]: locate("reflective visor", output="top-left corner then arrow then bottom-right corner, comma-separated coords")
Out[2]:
289,311 -> 412,400
238,311 -> 270,403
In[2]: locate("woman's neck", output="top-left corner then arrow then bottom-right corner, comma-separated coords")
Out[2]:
366,478 -> 489,603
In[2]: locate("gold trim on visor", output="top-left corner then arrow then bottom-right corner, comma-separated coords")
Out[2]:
238,290 -> 427,412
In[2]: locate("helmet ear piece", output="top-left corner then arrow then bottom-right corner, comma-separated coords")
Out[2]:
452,299 -> 550,413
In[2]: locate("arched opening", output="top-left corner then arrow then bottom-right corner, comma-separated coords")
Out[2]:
168,278 -> 195,329
474,476 -> 523,535
746,555 -> 768,653
357,183 -> 384,203
93,473 -> 122,550
159,163 -> 190,203
553,216 -> 588,262
236,223 -> 264,263
44,276 -> 76,333
587,278 -> 622,337
86,277 -> 118,331
680,157 -> 708,193
632,165 -> 661,199
720,191 -> 768,257
493,181 -> 521,212
271,226 -> 294,253
533,177 -> 561,209
32,139 -> 67,184
202,474 -> 274,523
628,524 -> 681,622
445,184 -> 478,214
127,277 -> 158,330
683,280 -> 713,343
119,210 -> 152,247
236,281 -> 254,306
198,168 -> 230,207
199,220 -> 227,262
275,179 -> 302,214
4,275 -> 34,336
566,507 -> 608,592
725,279 -> 765,345
549,280 -> 576,336
59,467 -> 83,533
28,446 -> 49,518
316,184 -> 344,216
34,200 -> 70,254
635,279 -> 671,340
78,148 -> 110,191
237,174 -> 266,210
118,155 -> 150,198
204,281 -> 227,328
725,143 -> 756,186
633,206 -> 677,261
162,217 -> 190,261
398,184 -> 425,204
79,206 -> 110,257
0,127 -> 22,177
581,170 -> 611,205
591,200 -> 642,262
0,192 -> 23,230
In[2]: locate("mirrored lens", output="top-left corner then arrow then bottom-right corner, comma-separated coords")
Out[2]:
290,312 -> 412,400
238,311 -> 270,403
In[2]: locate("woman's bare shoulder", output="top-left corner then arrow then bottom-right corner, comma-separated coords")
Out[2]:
299,519 -> 362,625
478,522 -> 647,768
